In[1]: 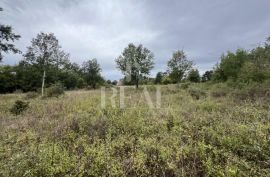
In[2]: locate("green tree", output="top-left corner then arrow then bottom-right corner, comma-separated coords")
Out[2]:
16,61 -> 43,92
23,32 -> 69,96
155,72 -> 165,84
82,59 -> 103,89
0,65 -> 17,93
161,75 -> 172,85
187,69 -> 200,83
213,49 -> 248,82
167,50 -> 193,83
201,70 -> 213,82
116,43 -> 154,89
112,80 -> 118,85
0,8 -> 21,61
107,80 -> 112,85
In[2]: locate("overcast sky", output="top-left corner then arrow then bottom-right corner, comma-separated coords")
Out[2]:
1,0 -> 270,80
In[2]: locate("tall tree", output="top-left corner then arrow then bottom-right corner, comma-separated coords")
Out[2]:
187,69 -> 200,83
23,32 -> 69,96
82,59 -> 103,89
0,8 -> 21,61
167,50 -> 193,83
213,49 -> 248,82
201,70 -> 213,82
116,43 -> 154,88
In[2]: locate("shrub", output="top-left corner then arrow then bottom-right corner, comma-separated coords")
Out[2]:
211,87 -> 228,98
70,119 -> 80,133
210,83 -> 231,98
188,88 -> 207,100
232,84 -> 270,101
85,83 -> 102,90
161,76 -> 172,85
81,118 -> 108,139
10,100 -> 29,115
166,116 -> 174,132
45,83 -> 64,97
179,82 -> 191,89
25,92 -> 39,99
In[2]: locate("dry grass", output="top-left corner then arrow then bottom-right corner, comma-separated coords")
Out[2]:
0,84 -> 269,176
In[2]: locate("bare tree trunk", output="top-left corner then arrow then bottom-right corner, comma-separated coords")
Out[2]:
41,70 -> 46,96
136,78 -> 139,89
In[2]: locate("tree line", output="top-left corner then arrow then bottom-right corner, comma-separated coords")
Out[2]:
116,39 -> 270,87
1,8 -> 269,93
0,32 -> 108,93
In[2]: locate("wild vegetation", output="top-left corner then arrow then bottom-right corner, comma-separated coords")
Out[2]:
0,82 -> 269,176
1,6 -> 270,177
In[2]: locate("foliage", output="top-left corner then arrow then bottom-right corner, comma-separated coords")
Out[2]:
10,100 -> 29,115
112,80 -> 118,85
213,39 -> 270,84
45,83 -> 64,97
231,82 -> 270,102
187,69 -> 200,82
0,8 -> 21,61
161,75 -> 172,85
154,72 -> 164,84
188,87 -> 207,100
23,32 -> 70,96
1,83 -> 270,176
167,50 -> 193,83
0,65 -> 17,93
116,43 -> 154,88
209,83 -> 231,98
23,32 -> 69,68
82,59 -> 104,89
201,70 -> 213,82
179,82 -> 191,89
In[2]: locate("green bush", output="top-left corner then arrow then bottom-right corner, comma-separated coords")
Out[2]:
188,87 -> 207,100
232,83 -> 270,101
2,82 -> 270,176
10,100 -> 29,115
179,82 -> 191,89
161,76 -> 172,85
209,83 -> 232,98
45,83 -> 64,97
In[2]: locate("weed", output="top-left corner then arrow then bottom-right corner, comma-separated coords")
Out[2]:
10,100 -> 29,115
188,88 -> 207,100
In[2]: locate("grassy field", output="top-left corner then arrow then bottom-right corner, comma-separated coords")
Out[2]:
0,83 -> 269,176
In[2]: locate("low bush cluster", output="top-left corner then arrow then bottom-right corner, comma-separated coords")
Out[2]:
188,87 -> 207,100
10,100 -> 29,115
45,84 -> 65,97
0,83 -> 270,176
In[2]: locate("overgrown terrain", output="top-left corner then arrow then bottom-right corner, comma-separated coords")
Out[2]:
0,82 -> 269,176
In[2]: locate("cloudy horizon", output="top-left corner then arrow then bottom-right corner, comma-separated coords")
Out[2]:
1,0 -> 270,80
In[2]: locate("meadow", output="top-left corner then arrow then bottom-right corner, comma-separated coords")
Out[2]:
0,83 -> 269,176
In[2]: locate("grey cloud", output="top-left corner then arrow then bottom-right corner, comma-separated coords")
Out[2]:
1,0 -> 270,80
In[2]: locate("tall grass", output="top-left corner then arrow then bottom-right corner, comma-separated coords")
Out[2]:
0,83 -> 269,176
